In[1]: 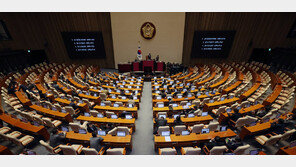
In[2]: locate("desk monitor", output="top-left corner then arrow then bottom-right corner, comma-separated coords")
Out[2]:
249,150 -> 259,155
154,77 -> 157,79
33,121 -> 40,127
117,131 -> 126,137
21,118 -> 28,123
122,82 -> 126,84
61,109 -> 67,113
114,103 -> 119,107
128,104 -> 133,108
254,101 -> 258,105
125,90 -> 129,93
183,105 -> 189,109
187,83 -> 190,86
205,92 -> 209,96
225,153 -> 235,155
79,100 -> 83,104
161,131 -> 170,136
156,96 -> 161,100
27,151 -> 37,155
120,85 -> 124,88
86,92 -> 90,95
155,86 -> 159,89
188,113 -> 195,118
290,140 -> 296,148
173,114 -> 180,119
186,102 -> 192,106
191,87 -> 195,91
79,129 -> 87,134
135,90 -> 139,94
97,113 -> 104,118
122,96 -> 127,100
212,90 -> 216,94
209,100 -> 214,103
161,76 -> 164,79
116,81 -> 119,84
94,93 -> 98,97
52,107 -> 57,111
98,130 -> 106,136
245,103 -> 250,108
220,97 -> 225,101
61,126 -> 69,132
237,106 -> 242,110
133,96 -> 137,100
136,86 -> 140,89
108,89 -> 112,93
125,114 -> 132,119
164,85 -> 167,89
201,112 -> 208,116
84,113 -> 90,117
155,90 -> 160,94
177,95 -> 182,99
170,81 -> 173,84
226,108 -> 231,112
183,89 -> 187,92
187,94 -> 192,97
100,102 -> 106,106
167,95 -> 172,99
112,95 -> 116,99
116,90 -> 121,93
172,103 -> 178,107
159,115 -> 166,119
111,114 -> 118,119
196,93 -> 201,96
94,87 -> 97,90
180,84 -> 184,87
181,130 -> 190,136
202,128 -> 210,134
128,86 -> 132,89
158,104 -> 164,108
129,82 -> 133,85
220,126 -> 227,132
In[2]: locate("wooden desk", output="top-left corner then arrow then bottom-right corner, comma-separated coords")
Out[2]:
203,98 -> 239,112
78,93 -> 100,103
65,131 -> 132,149
239,122 -> 271,139
152,96 -> 196,104
55,98 -> 89,112
222,81 -> 242,94
153,115 -> 213,126
171,72 -> 182,78
263,85 -> 282,106
94,105 -> 138,118
276,145 -> 296,155
218,104 -> 264,124
186,72 -> 204,82
0,113 -> 49,140
0,145 -> 13,155
15,91 -> 32,106
88,80 -> 100,86
76,115 -> 136,130
197,72 -> 216,86
154,129 -> 236,149
30,105 -> 73,122
240,82 -> 261,100
68,77 -> 87,90
89,88 -> 141,98
209,72 -> 229,88
57,82 -> 72,94
178,72 -> 193,80
153,105 -> 194,117
35,83 -> 54,101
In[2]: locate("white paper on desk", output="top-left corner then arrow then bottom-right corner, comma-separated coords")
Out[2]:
165,136 -> 171,142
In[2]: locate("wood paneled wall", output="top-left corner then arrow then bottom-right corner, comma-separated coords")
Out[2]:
183,12 -> 296,66
0,12 -> 115,68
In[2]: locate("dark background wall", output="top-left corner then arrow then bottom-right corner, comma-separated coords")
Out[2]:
182,12 -> 296,65
0,12 -> 115,68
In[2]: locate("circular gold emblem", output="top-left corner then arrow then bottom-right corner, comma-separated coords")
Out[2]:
140,22 -> 156,40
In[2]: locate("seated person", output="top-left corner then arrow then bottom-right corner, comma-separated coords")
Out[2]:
225,136 -> 243,151
49,128 -> 66,148
87,122 -> 98,133
69,100 -> 79,110
268,118 -> 289,134
204,136 -> 226,150
90,132 -> 105,152
154,116 -> 168,134
227,108 -> 242,122
100,123 -> 114,133
173,116 -> 184,126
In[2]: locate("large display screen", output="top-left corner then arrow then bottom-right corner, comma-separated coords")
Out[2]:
61,31 -> 106,59
191,31 -> 236,58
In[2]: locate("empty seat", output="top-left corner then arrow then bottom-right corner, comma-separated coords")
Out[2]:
181,147 -> 201,155
173,125 -> 187,135
233,144 -> 250,155
159,147 -> 177,155
39,140 -> 61,154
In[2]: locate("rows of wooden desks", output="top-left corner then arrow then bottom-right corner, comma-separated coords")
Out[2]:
30,104 -> 73,123
197,72 -> 216,86
55,98 -> 89,112
218,104 -> 265,124
178,72 -> 193,80
76,115 -> 136,130
209,71 -> 229,89
0,113 -> 50,140
239,114 -> 288,139
154,129 -> 236,149
153,105 -> 195,117
203,97 -> 240,112
89,88 -> 141,99
65,131 -> 132,149
94,105 -> 138,118
262,85 -> 282,106
240,82 -> 261,100
153,115 -> 213,126
57,82 -> 72,94
186,71 -> 204,82
68,77 -> 87,90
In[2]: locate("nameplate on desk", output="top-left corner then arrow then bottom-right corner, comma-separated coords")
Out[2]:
165,136 -> 171,142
